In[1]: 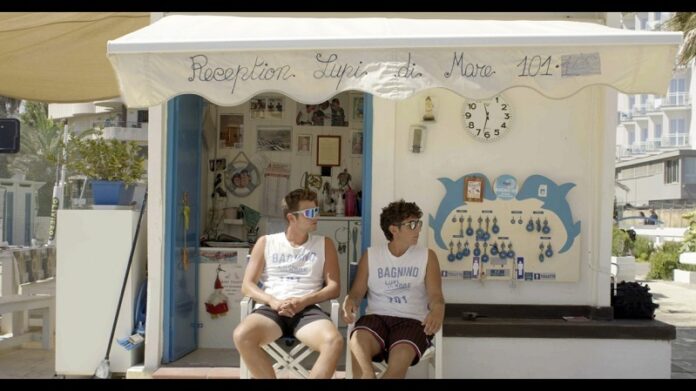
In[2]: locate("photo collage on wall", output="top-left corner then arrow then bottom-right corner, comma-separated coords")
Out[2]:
295,97 -> 348,127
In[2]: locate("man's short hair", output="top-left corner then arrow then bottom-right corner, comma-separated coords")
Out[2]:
380,199 -> 423,241
282,188 -> 318,221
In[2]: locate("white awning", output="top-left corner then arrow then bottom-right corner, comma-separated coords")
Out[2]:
0,12 -> 150,103
107,15 -> 683,108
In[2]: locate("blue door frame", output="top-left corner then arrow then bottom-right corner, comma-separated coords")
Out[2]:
163,95 -> 203,363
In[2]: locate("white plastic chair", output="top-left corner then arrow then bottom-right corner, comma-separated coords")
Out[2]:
345,320 -> 443,379
239,296 -> 339,379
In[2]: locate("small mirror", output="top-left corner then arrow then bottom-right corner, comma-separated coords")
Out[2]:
0,118 -> 20,154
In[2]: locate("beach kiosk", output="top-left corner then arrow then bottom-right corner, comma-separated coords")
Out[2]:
105,14 -> 682,378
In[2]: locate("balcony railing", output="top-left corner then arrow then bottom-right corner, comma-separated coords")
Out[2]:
89,121 -> 148,142
92,120 -> 143,129
663,92 -> 691,107
661,134 -> 690,147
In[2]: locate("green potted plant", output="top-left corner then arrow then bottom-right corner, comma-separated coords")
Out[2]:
57,130 -> 146,205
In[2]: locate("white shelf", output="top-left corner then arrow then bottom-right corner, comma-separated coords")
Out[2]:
223,219 -> 244,225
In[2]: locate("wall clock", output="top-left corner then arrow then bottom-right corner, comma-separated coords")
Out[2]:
462,95 -> 512,142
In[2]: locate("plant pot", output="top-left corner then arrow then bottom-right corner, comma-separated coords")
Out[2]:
92,180 -> 135,206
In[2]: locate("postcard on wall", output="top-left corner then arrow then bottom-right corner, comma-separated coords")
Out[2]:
350,93 -> 364,127
265,96 -> 284,120
218,114 -> 244,149
464,176 -> 484,202
297,133 -> 312,155
295,97 -> 348,127
351,131 -> 363,156
249,98 -> 266,119
257,126 -> 292,152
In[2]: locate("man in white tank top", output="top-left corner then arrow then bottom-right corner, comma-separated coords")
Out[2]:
233,189 -> 343,378
343,200 -> 445,378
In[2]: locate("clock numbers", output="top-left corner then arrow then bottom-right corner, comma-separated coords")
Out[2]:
462,95 -> 512,143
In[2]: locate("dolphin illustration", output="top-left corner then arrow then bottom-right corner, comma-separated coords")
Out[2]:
516,175 -> 580,253
429,173 -> 495,250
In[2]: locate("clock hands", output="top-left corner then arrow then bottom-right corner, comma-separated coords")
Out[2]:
483,103 -> 490,130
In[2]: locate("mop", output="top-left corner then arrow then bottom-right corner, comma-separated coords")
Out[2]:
94,189 -> 148,379
116,280 -> 147,350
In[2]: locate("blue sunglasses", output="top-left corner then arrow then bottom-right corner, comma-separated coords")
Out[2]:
293,206 -> 320,219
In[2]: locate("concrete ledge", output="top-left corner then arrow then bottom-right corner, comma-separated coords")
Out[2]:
674,269 -> 696,284
443,304 -> 674,340
126,365 -> 152,379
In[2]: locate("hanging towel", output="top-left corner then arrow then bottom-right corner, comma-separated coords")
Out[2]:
262,163 -> 290,217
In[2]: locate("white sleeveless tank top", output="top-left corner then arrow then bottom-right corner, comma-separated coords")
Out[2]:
260,232 -> 325,300
366,244 -> 429,322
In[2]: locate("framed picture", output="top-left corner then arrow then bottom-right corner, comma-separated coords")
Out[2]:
297,133 -> 312,155
218,114 -> 244,149
295,101 -> 329,126
351,131 -> 363,156
249,98 -> 266,119
316,135 -> 341,166
256,126 -> 292,151
295,98 -> 349,127
224,160 -> 260,197
464,176 -> 484,202
265,96 -> 284,120
350,93 -> 364,126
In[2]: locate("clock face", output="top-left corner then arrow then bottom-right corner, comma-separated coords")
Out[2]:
462,95 -> 512,142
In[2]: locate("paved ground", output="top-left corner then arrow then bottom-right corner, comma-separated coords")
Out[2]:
635,261 -> 696,379
1,263 -> 694,378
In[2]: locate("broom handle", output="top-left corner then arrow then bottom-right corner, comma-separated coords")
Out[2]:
103,189 -> 148,361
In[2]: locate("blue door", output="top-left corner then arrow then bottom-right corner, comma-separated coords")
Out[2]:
163,95 -> 203,362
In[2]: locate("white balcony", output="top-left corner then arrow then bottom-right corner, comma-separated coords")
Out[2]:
92,120 -> 148,143
661,134 -> 690,148
663,92 -> 691,107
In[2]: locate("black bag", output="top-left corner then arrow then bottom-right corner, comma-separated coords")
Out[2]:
611,281 -> 659,319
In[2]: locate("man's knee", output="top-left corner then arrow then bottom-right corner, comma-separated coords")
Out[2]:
318,328 -> 344,353
233,322 -> 261,348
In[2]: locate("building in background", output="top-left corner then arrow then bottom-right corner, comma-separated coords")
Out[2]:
615,12 -> 695,226
47,99 -> 149,210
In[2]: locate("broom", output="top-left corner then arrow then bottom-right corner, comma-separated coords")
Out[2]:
94,189 -> 148,379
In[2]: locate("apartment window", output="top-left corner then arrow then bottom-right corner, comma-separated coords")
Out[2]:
670,118 -> 687,133
684,158 -> 696,184
669,78 -> 686,94
665,159 -> 679,184
640,18 -> 647,30
654,124 -> 662,139
628,96 -> 635,108
627,129 -> 635,145
654,12 -> 661,21
669,78 -> 687,105
641,128 -> 648,141
137,110 -> 149,123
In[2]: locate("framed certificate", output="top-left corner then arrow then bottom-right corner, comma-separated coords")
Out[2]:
316,135 -> 341,166
464,176 -> 484,202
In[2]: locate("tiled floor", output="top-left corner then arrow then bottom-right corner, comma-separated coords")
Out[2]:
2,272 -> 696,378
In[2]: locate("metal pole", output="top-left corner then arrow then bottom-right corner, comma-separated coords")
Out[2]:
47,123 -> 69,245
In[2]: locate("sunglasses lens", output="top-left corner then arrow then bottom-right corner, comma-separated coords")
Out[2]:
302,207 -> 319,218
